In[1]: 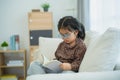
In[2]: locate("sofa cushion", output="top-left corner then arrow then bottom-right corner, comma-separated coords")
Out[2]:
79,27 -> 120,72
84,31 -> 100,47
39,37 -> 63,61
114,58 -> 120,70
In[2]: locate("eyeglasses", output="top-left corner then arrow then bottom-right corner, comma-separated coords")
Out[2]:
60,32 -> 74,39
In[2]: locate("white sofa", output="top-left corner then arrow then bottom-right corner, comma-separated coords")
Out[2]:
26,27 -> 120,80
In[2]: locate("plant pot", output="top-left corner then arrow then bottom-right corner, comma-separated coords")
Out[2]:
3,47 -> 7,51
43,8 -> 48,12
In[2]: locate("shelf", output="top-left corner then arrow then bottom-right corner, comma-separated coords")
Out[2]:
0,49 -> 26,53
0,65 -> 24,68
0,75 -> 25,80
0,49 -> 27,80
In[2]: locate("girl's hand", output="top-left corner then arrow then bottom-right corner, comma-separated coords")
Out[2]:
60,63 -> 71,70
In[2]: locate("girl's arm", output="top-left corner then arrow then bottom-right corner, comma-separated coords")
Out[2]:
71,44 -> 86,72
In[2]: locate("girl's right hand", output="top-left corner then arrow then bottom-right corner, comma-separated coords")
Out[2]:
60,63 -> 71,71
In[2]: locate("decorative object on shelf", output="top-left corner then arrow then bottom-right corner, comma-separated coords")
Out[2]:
32,9 -> 40,12
1,41 -> 9,51
10,35 -> 20,50
41,3 -> 50,12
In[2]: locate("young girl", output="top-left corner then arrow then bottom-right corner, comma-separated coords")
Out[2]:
55,16 -> 86,72
27,16 -> 86,75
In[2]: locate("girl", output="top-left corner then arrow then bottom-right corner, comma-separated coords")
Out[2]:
27,16 -> 86,75
55,16 -> 86,72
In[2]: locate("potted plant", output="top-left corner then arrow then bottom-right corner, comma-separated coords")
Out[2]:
41,3 -> 50,12
1,41 -> 9,50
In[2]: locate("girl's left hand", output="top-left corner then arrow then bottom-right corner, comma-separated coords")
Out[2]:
60,63 -> 72,70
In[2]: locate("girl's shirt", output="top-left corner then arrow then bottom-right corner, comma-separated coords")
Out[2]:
55,38 -> 86,72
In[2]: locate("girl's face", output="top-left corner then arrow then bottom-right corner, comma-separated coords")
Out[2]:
59,28 -> 78,44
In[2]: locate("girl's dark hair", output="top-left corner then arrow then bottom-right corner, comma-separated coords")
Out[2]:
58,16 -> 86,40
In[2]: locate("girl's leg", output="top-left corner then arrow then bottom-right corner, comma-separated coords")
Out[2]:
27,61 -> 46,76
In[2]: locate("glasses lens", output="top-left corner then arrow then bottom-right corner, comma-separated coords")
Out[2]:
61,33 -> 71,38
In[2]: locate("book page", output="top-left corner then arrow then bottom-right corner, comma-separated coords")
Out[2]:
43,60 -> 63,73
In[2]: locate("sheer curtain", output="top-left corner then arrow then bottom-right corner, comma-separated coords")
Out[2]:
89,0 -> 120,33
78,0 -> 90,31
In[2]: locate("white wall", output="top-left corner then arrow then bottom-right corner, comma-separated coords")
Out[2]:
0,0 -> 77,66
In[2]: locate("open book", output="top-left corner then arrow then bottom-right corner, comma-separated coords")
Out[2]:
42,55 -> 63,73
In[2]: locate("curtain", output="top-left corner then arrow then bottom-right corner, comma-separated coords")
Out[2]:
89,0 -> 120,33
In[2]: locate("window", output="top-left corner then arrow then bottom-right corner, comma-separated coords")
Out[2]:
90,0 -> 120,33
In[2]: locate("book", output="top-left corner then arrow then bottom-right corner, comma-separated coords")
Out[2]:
0,75 -> 17,80
10,35 -> 16,50
10,35 -> 20,50
42,55 -> 63,73
7,60 -> 24,66
9,60 -> 24,64
7,63 -> 23,66
15,35 -> 20,50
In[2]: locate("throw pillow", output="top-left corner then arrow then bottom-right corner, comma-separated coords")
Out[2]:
79,27 -> 120,72
39,37 -> 63,61
84,31 -> 100,47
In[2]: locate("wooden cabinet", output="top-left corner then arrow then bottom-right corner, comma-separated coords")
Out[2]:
0,49 -> 27,80
28,12 -> 53,30
28,12 -> 53,62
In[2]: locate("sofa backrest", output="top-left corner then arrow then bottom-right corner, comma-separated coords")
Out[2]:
84,28 -> 120,71
79,27 -> 120,72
